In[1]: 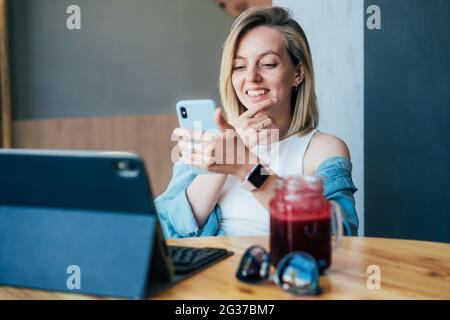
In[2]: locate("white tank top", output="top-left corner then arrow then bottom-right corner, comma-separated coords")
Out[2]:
217,129 -> 319,236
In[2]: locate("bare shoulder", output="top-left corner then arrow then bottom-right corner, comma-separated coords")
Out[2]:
303,131 -> 350,176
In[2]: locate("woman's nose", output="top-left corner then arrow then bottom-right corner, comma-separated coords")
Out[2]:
245,65 -> 261,82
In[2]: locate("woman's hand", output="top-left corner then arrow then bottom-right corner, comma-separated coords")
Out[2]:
173,111 -> 257,180
229,97 -> 279,149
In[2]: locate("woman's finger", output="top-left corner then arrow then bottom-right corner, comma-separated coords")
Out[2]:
178,140 -> 214,155
173,128 -> 202,141
257,127 -> 280,145
214,108 -> 234,131
179,140 -> 197,153
179,140 -> 215,157
252,113 -> 270,121
240,116 -> 275,132
181,152 -> 215,167
241,97 -> 278,118
258,118 -> 274,130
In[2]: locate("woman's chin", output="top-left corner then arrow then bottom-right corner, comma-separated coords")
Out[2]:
243,99 -> 269,110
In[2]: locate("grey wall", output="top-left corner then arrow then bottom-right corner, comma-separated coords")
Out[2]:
9,0 -> 233,120
276,0 -> 365,235
365,0 -> 450,242
278,0 -> 450,242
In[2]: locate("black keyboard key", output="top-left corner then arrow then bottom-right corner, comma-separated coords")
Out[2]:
168,246 -> 231,274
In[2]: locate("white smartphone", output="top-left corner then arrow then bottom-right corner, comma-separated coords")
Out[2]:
176,99 -> 219,133
175,99 -> 219,174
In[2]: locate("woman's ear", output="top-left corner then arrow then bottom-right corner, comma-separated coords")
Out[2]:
293,63 -> 305,87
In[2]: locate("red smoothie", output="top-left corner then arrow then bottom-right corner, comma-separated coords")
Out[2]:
269,177 -> 332,272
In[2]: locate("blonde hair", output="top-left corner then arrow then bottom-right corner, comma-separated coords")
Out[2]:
219,6 -> 318,138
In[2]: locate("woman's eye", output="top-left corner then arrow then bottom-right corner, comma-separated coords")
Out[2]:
233,65 -> 246,71
262,63 -> 277,68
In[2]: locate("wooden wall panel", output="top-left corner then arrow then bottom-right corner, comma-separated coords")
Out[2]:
0,0 -> 12,148
12,114 -> 179,197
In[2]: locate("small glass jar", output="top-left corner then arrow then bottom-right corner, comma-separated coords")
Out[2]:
269,176 -> 342,272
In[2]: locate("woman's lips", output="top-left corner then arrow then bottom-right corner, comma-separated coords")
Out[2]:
245,89 -> 270,102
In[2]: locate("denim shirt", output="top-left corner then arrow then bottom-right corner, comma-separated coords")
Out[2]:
155,156 -> 359,239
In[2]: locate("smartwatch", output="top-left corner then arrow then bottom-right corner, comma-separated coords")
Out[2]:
241,163 -> 271,191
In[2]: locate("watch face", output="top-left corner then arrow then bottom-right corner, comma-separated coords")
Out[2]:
248,164 -> 270,188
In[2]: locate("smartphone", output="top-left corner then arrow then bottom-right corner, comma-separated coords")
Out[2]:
176,99 -> 219,132
175,99 -> 219,174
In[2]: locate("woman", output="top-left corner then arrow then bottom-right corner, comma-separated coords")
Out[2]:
155,6 -> 358,238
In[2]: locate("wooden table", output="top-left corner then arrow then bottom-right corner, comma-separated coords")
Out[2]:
0,236 -> 449,299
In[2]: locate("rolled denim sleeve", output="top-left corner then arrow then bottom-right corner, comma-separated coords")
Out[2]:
316,157 -> 359,236
154,162 -> 222,239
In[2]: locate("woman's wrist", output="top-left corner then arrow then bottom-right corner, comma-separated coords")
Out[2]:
235,163 -> 255,182
232,145 -> 262,181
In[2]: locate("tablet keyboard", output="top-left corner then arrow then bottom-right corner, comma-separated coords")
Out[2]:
169,246 -> 231,274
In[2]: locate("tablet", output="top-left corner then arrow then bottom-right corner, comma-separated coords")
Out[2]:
0,149 -> 231,299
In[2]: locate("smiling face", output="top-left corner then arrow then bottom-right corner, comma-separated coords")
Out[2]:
231,26 -> 303,118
